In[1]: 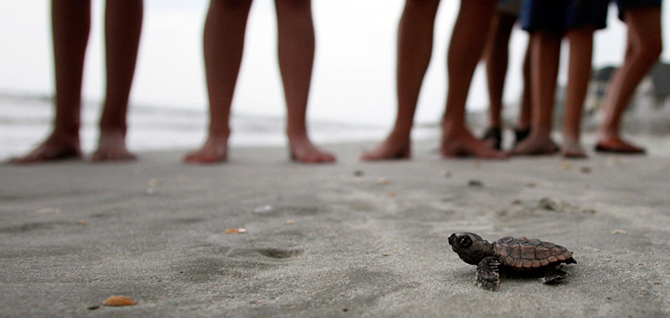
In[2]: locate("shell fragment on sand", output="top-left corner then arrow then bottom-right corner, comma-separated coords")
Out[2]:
225,228 -> 247,234
102,296 -> 138,307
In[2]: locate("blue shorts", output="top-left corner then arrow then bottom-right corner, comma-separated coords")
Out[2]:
522,0 -> 663,32
521,0 -> 608,33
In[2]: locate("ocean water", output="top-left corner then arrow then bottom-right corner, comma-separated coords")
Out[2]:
1,1 -> 669,158
0,94 -> 441,160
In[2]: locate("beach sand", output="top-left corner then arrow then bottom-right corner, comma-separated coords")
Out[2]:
1,141 -> 669,317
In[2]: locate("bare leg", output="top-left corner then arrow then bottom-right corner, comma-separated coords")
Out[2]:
91,0 -> 143,162
512,31 -> 561,155
7,0 -> 89,164
517,41 -> 532,132
185,0 -> 253,164
562,26 -> 594,159
484,12 -> 517,131
360,0 -> 440,161
596,7 -> 662,153
275,0 -> 335,164
441,0 -> 506,159
480,12 -> 517,150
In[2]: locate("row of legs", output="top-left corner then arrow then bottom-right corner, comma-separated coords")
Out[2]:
482,7 -> 662,158
9,0 -> 662,164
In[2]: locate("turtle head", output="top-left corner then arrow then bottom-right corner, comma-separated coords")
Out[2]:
448,232 -> 491,265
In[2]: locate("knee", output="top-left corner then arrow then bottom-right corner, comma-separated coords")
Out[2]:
640,39 -> 663,63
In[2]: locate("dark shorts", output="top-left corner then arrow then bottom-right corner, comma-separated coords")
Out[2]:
521,0 -> 608,33
610,0 -> 663,22
522,0 -> 663,33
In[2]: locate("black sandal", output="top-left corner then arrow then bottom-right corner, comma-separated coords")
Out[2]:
514,128 -> 531,146
481,127 -> 502,150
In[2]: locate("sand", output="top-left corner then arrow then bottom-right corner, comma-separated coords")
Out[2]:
1,140 -> 669,317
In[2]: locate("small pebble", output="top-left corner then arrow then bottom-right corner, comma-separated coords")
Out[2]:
527,181 -> 537,188
539,197 -> 561,211
580,167 -> 592,174
286,220 -> 296,224
36,208 -> 63,214
387,192 -> 397,197
254,205 -> 273,214
442,170 -> 452,178
512,199 -> 522,205
378,178 -> 391,186
468,180 -> 483,187
225,228 -> 247,234
354,170 -> 364,177
611,230 -> 627,235
383,253 -> 390,257
86,305 -> 100,311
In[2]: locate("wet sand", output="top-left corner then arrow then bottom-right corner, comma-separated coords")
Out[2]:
1,140 -> 669,317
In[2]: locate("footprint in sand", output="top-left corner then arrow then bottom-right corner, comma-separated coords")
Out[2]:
255,248 -> 304,259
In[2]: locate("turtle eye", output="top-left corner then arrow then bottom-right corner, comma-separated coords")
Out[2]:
459,236 -> 472,248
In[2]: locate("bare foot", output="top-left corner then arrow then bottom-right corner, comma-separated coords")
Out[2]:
441,127 -> 508,159
184,136 -> 228,164
289,135 -> 336,164
561,140 -> 587,159
90,130 -> 136,162
512,134 -> 560,156
6,134 -> 82,164
594,136 -> 645,154
360,133 -> 411,161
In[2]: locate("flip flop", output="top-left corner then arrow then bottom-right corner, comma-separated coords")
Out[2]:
481,127 -> 502,150
594,139 -> 646,154
514,128 -> 531,146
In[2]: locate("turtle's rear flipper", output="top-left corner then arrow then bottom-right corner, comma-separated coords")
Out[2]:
477,256 -> 500,291
541,267 -> 567,285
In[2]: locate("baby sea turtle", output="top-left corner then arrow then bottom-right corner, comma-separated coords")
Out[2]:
448,232 -> 576,290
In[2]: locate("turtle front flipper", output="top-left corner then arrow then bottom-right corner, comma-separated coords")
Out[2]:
541,266 -> 567,285
476,256 -> 500,291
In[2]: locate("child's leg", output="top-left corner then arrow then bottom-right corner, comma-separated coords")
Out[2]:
512,30 -> 561,155
516,40 -> 532,137
361,0 -> 440,161
92,0 -> 143,162
596,7 -> 662,153
185,0 -> 253,164
275,0 -> 335,163
562,26 -> 594,158
483,12 -> 517,139
441,0 -> 506,158
8,0 -> 90,164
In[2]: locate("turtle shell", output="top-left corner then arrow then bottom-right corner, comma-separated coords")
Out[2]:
494,236 -> 574,270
